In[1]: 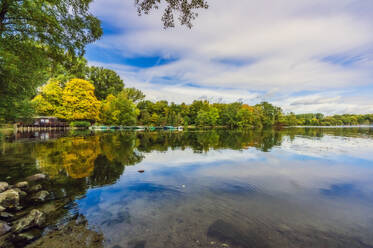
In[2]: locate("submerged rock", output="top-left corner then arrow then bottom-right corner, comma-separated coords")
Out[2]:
128,240 -> 146,248
29,184 -> 42,193
30,191 -> 49,203
13,229 -> 42,245
38,202 -> 58,215
0,212 -> 14,221
26,217 -> 103,248
15,182 -> 28,190
207,219 -> 269,248
0,221 -> 10,236
0,183 -> 8,194
13,209 -> 46,233
25,174 -> 47,182
137,170 -> 145,173
0,232 -> 12,248
0,206 -> 4,213
0,189 -> 19,209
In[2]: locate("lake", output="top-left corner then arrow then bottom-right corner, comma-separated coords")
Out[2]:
1,128 -> 373,248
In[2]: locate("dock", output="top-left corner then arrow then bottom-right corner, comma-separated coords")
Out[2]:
89,126 -> 184,131
16,117 -> 69,132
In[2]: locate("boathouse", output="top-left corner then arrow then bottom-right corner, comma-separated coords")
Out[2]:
16,116 -> 69,130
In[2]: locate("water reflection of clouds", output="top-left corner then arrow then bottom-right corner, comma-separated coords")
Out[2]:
320,183 -> 365,198
120,135 -> 373,202
72,132 -> 373,247
77,181 -> 183,223
280,135 -> 373,162
131,148 -> 259,170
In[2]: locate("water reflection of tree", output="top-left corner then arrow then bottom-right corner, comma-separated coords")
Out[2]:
90,132 -> 144,187
6,127 -> 373,185
33,136 -> 101,179
135,130 -> 284,153
0,140 -> 37,182
32,132 -> 143,187
62,137 -> 101,178
284,127 -> 373,139
99,132 -> 143,166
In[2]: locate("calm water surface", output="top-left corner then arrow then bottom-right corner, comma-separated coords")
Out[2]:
1,128 -> 373,248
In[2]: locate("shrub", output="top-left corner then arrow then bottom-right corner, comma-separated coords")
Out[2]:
70,121 -> 91,128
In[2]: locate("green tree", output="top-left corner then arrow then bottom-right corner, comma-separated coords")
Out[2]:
0,41 -> 49,122
196,107 -> 219,126
218,102 -> 242,128
87,66 -> 124,100
237,108 -> 253,128
137,100 -> 155,125
51,56 -> 90,85
0,0 -> 102,57
189,100 -> 209,124
196,110 -> 209,126
150,113 -> 161,126
255,102 -> 283,127
285,112 -> 298,126
100,91 -> 139,126
123,87 -> 146,103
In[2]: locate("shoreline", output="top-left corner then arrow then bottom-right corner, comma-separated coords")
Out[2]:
0,124 -> 372,134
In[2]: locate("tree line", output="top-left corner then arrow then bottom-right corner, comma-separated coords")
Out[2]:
30,63 -> 373,128
285,113 -> 373,127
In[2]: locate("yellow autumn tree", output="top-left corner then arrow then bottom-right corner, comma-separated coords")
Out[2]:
31,80 -> 63,116
57,78 -> 101,121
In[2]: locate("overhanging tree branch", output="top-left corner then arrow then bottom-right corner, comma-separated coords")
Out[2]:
135,0 -> 208,28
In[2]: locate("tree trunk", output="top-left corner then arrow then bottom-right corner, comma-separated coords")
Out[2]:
0,0 -> 9,34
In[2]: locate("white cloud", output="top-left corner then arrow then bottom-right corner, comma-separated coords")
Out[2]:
89,0 -> 373,114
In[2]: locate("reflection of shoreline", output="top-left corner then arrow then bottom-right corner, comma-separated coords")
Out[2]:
2,128 -> 372,183
288,125 -> 373,128
10,130 -> 69,142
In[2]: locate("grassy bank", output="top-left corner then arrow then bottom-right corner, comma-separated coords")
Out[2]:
0,124 -> 14,134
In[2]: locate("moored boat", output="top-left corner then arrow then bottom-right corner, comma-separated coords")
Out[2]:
163,126 -> 176,130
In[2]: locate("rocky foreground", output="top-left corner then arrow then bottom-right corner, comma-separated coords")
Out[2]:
0,173 -> 51,247
0,173 -> 102,248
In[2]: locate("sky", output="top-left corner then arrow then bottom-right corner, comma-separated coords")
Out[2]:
86,0 -> 373,115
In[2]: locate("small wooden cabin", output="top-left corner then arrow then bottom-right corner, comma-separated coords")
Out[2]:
17,116 -> 68,129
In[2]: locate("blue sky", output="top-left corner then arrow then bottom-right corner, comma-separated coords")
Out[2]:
87,0 -> 373,114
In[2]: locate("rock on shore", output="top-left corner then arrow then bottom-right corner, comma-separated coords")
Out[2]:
13,209 -> 46,233
0,190 -> 19,209
0,170 -> 104,248
29,184 -> 42,193
30,191 -> 50,203
15,182 -> 28,190
25,174 -> 47,182
0,222 -> 10,236
0,183 -> 8,193
26,217 -> 103,248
